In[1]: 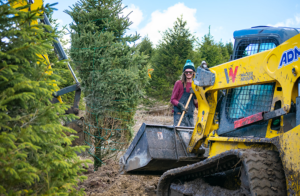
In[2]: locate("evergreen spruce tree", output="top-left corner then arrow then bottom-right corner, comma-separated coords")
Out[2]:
66,0 -> 150,170
137,36 -> 154,59
218,41 -> 230,62
196,27 -> 224,67
225,42 -> 234,58
147,16 -> 195,101
196,27 -> 234,67
0,1 -> 89,195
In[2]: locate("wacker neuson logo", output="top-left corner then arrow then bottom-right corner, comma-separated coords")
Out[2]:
278,46 -> 300,69
224,66 -> 238,83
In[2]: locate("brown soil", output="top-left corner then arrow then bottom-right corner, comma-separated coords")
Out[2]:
79,106 -> 202,196
79,107 -> 169,196
79,159 -> 159,196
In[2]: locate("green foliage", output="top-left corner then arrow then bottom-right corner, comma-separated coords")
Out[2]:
145,23 -> 234,102
196,27 -> 223,67
225,41 -> 233,57
0,1 -> 90,195
137,36 -> 154,59
67,0 -> 150,170
147,16 -> 195,101
196,26 -> 234,67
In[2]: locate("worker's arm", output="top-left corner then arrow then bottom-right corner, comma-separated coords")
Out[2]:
194,98 -> 198,107
170,81 -> 182,106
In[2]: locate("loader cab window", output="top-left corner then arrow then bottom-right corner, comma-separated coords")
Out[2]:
234,39 -> 278,59
226,38 -> 278,121
226,84 -> 275,121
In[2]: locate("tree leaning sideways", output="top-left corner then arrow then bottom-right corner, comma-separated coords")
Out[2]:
0,1 -> 89,195
67,0 -> 150,170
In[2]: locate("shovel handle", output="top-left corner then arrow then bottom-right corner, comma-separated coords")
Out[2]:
177,93 -> 193,126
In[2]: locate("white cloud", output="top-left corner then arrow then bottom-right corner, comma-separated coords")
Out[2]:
122,4 -> 143,29
269,14 -> 300,27
296,14 -> 300,24
138,3 -> 202,46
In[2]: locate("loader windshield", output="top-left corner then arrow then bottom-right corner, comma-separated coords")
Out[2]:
227,38 -> 278,120
234,39 -> 278,59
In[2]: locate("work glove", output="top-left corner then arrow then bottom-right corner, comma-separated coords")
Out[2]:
178,102 -> 188,112
189,87 -> 197,101
189,87 -> 195,94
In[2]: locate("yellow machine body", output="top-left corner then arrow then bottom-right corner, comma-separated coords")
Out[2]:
187,33 -> 300,194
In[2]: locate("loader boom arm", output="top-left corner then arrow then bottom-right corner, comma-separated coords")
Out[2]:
189,33 -> 300,152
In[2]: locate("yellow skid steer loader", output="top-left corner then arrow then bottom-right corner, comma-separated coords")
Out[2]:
120,26 -> 300,196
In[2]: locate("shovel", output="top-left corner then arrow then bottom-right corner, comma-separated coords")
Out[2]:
177,93 -> 193,127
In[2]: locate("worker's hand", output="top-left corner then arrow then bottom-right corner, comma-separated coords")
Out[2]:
178,102 -> 187,112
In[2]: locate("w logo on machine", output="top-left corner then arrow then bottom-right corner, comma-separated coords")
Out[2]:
224,66 -> 238,83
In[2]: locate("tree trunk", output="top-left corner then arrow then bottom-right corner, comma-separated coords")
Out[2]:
94,136 -> 102,171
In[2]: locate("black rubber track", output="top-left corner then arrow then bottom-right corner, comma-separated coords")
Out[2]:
240,150 -> 286,196
157,149 -> 286,196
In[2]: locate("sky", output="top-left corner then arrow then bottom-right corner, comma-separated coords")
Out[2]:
45,0 -> 300,47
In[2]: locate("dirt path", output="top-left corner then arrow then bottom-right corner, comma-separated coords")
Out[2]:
80,107 -> 200,196
80,159 -> 159,196
80,109 -> 172,196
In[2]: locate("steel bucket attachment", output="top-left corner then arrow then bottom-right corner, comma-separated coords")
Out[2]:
119,123 -> 206,176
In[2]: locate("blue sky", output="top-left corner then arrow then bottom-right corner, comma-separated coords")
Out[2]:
45,0 -> 300,47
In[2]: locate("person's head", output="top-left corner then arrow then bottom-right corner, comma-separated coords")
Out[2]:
182,59 -> 195,73
201,61 -> 208,68
181,60 -> 195,83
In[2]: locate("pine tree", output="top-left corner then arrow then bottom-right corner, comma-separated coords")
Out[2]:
137,36 -> 154,59
218,41 -> 230,62
66,0 -> 150,170
196,27 -> 234,67
196,26 -> 224,67
0,1 -> 90,194
147,16 -> 195,101
225,42 -> 234,58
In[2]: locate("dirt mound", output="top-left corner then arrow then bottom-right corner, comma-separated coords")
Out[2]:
79,159 -> 159,196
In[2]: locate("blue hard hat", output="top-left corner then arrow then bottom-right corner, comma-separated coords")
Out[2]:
182,59 -> 195,72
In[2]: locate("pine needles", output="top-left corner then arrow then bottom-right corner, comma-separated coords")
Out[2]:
0,1 -> 90,195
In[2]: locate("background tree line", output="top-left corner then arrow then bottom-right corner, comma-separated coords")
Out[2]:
137,16 -> 233,102
0,2 -> 234,193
